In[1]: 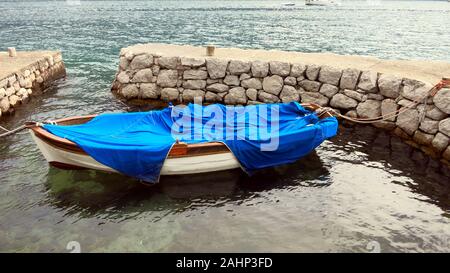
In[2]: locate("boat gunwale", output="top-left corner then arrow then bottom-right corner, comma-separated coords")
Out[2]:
28,103 -> 331,158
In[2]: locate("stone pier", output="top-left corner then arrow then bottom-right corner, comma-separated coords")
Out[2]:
111,43 -> 450,164
0,50 -> 66,118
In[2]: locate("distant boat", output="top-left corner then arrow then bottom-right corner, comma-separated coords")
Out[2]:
305,0 -> 339,6
283,3 -> 296,6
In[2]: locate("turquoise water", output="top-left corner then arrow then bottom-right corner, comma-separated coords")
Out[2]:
0,0 -> 450,252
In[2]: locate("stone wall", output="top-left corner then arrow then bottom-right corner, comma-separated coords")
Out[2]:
111,45 -> 450,164
0,52 -> 66,118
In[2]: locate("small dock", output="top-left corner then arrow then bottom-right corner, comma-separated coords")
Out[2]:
112,43 -> 450,163
0,49 -> 66,118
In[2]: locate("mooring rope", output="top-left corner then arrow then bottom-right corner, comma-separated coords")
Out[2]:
0,120 -> 57,138
0,124 -> 28,138
0,79 -> 448,138
316,78 -> 450,124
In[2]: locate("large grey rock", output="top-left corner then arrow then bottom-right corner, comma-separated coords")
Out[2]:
117,71 -> 130,84
119,57 -> 129,70
224,87 -> 247,104
290,63 -> 306,77
425,105 -> 447,120
419,118 -> 439,134
433,88 -> 450,114
284,76 -> 297,86
300,92 -> 329,106
357,70 -> 378,93
396,108 -> 419,135
343,89 -> 364,102
180,57 -> 205,67
246,88 -> 258,101
413,131 -> 434,146
129,54 -> 153,70
345,110 -> 358,118
319,84 -> 339,98
160,88 -> 179,101
183,69 -> 208,80
241,78 -> 262,89
217,91 -> 228,99
381,99 -> 398,122
269,61 -> 290,77
401,78 -> 433,102
305,64 -> 320,80
206,83 -> 229,93
183,80 -> 206,90
206,59 -> 229,79
17,88 -> 27,97
439,118 -> 450,137
239,73 -> 251,81
157,70 -> 178,87
5,87 -> 15,96
340,68 -> 361,90
206,79 -> 219,85
152,65 -> 160,76
280,86 -> 299,102
24,78 -> 32,88
299,80 -> 321,92
318,66 -> 342,86
0,88 -> 5,98
120,48 -> 135,60
258,91 -> 280,103
367,93 -> 384,101
18,77 -> 26,88
251,61 -> 269,77
378,74 -> 402,98
182,89 -> 205,102
158,56 -> 178,69
131,68 -> 153,83
0,97 -> 10,113
8,95 -> 20,107
140,83 -> 160,99
121,84 -> 139,99
262,75 -> 283,95
356,100 -> 381,118
397,98 -> 415,108
432,132 -> 449,152
205,91 -> 222,102
223,75 -> 240,86
330,94 -> 358,109
13,81 -> 20,91
228,60 -> 251,75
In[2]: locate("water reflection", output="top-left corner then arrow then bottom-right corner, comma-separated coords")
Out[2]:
329,124 -> 450,212
45,152 -> 329,215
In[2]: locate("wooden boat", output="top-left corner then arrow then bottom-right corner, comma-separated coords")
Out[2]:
28,103 -> 332,176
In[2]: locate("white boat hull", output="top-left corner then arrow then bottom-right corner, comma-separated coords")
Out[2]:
31,132 -> 241,176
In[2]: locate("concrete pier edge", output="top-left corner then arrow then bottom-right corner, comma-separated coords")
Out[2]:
0,50 -> 66,118
111,43 -> 450,164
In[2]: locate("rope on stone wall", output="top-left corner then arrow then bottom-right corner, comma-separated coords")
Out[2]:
0,79 -> 448,137
316,78 -> 450,124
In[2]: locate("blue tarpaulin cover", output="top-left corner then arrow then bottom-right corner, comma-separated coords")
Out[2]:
43,102 -> 338,183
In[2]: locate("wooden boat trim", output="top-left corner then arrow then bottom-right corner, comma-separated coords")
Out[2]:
28,103 -> 331,158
